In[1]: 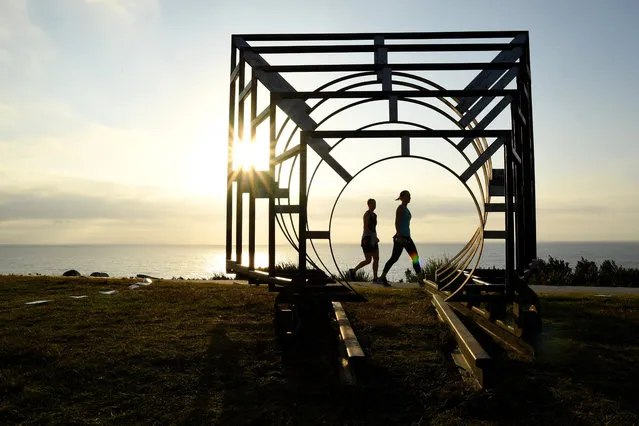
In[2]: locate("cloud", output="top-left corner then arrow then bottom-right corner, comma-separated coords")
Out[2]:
0,0 -> 55,73
0,110 -> 226,198
538,204 -> 609,216
0,190 -> 209,221
0,181 -> 224,244
83,0 -> 161,24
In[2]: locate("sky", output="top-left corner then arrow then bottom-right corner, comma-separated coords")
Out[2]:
1,0 -> 638,245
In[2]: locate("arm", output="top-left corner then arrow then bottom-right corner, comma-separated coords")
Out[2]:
363,211 -> 370,232
394,205 -> 402,236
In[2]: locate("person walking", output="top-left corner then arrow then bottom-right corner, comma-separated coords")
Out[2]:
378,190 -> 423,287
348,199 -> 380,282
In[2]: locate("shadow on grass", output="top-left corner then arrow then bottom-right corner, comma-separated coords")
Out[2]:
186,314 -> 430,425
453,314 -> 580,424
535,297 -> 639,418
453,296 -> 639,425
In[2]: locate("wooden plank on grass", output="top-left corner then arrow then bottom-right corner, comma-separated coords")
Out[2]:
332,301 -> 365,358
431,294 -> 491,388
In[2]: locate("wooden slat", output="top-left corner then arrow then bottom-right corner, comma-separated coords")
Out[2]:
251,106 -> 270,127
431,294 -> 491,388
305,137 -> 353,182
311,129 -> 509,139
460,137 -> 505,182
258,62 -> 517,73
458,67 -> 518,128
238,84 -> 251,102
306,231 -> 330,239
457,97 -> 512,151
484,230 -> 507,239
401,136 -> 410,156
230,62 -> 242,82
235,40 -> 353,183
485,203 -> 506,212
455,33 -> 527,113
245,42 -> 526,54
516,107 -> 527,126
389,95 -> 398,122
277,89 -> 516,99
512,149 -> 522,164
273,145 -> 301,164
274,187 -> 289,198
236,31 -> 527,42
489,184 -> 505,197
274,205 -> 299,214
332,302 -> 365,358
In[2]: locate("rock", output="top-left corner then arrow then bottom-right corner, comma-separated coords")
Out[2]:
136,274 -> 160,280
90,272 -> 109,277
63,269 -> 81,277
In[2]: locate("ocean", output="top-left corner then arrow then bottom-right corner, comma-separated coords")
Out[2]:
1,242 -> 638,282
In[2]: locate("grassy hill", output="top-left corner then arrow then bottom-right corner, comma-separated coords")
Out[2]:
1,276 -> 637,425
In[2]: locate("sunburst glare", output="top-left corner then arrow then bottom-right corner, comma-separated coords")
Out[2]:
233,138 -> 269,171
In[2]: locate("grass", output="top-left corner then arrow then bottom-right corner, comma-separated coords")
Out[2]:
402,256 -> 451,283
0,276 -> 638,425
337,268 -> 373,282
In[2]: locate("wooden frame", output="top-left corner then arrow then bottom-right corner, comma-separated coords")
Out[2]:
225,31 -> 537,313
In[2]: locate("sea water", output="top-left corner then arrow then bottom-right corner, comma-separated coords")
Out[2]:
1,242 -> 638,282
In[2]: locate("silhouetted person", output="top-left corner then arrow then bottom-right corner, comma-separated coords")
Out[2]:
348,199 -> 380,282
378,190 -> 423,287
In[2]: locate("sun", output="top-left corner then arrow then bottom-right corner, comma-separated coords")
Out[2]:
233,139 -> 269,171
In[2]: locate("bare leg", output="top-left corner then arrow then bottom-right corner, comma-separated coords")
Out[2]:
372,251 -> 379,279
354,254 -> 372,272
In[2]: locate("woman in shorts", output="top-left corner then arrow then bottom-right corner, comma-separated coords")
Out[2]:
348,198 -> 380,282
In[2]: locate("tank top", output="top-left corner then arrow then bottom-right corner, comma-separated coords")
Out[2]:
397,205 -> 411,237
363,211 -> 377,237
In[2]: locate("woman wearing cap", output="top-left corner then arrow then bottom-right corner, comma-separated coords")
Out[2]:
348,198 -> 380,282
378,190 -> 423,286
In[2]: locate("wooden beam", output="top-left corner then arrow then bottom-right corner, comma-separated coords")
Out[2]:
230,62 -> 242,82
401,136 -> 410,156
306,137 -> 353,182
485,203 -> 506,212
276,89 -> 516,99
245,42 -> 526,54
456,33 -> 527,113
458,67 -> 518,128
484,230 -> 507,239
236,30 -> 528,42
236,39 -> 353,183
311,129 -> 509,139
274,205 -> 300,214
431,294 -> 491,388
238,84 -> 251,102
274,187 -> 289,198
273,145 -> 301,164
457,97 -> 511,151
307,231 -> 331,239
460,137 -> 506,182
389,95 -> 398,122
258,62 -> 518,73
332,302 -> 365,358
251,105 -> 270,127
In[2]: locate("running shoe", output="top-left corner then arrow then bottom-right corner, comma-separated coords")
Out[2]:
378,276 -> 391,287
417,273 -> 426,288
348,268 -> 355,281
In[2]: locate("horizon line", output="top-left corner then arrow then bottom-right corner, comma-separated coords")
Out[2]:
2,240 -> 639,246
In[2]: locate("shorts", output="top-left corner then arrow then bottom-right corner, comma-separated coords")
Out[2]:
361,235 -> 379,254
